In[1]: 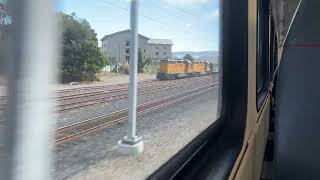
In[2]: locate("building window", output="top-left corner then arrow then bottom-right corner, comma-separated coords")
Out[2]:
144,49 -> 146,53
126,48 -> 130,54
126,40 -> 130,46
163,46 -> 167,50
155,52 -> 159,56
155,47 -> 159,50
163,52 -> 167,55
125,56 -> 130,63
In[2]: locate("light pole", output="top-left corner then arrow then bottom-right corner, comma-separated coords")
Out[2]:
117,0 -> 143,154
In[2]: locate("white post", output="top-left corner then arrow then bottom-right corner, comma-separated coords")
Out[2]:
0,0 -> 59,179
117,0 -> 143,154
128,0 -> 139,141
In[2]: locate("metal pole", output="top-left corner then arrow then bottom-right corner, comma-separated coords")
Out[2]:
128,0 -> 139,141
117,0 -> 142,155
0,0 -> 59,179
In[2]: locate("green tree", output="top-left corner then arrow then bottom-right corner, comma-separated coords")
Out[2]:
138,49 -> 144,73
137,50 -> 153,73
0,2 -> 9,74
0,2 -> 8,25
183,53 -> 194,62
60,13 -> 109,82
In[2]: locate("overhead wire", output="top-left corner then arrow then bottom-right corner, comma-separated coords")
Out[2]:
158,0 -> 197,17
102,0 -> 191,35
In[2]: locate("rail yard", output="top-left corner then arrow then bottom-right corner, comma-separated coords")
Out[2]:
0,74 -> 219,179
54,75 -> 219,180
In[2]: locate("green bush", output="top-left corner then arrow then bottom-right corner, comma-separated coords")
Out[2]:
119,64 -> 129,75
60,13 -> 109,82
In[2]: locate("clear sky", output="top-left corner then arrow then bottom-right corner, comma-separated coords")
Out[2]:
56,0 -> 220,52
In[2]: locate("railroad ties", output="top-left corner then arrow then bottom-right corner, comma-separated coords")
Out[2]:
0,75 -> 219,145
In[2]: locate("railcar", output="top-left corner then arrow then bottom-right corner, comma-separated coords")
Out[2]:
157,59 -> 212,80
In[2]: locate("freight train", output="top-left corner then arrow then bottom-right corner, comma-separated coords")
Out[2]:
156,59 -> 214,80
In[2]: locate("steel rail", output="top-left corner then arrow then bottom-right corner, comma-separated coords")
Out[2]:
54,83 -> 218,145
56,77 -> 212,112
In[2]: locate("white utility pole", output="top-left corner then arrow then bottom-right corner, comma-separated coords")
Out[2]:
117,0 -> 143,154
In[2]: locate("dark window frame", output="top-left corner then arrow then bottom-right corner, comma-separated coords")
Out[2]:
148,0 -> 248,179
125,56 -> 130,63
256,0 -> 270,110
126,40 -> 130,46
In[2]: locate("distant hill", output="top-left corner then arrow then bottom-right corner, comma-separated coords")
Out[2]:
173,51 -> 219,63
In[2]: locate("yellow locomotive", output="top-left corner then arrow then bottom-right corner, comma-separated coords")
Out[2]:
157,59 -> 212,80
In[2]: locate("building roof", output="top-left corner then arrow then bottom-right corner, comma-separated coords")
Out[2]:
101,29 -> 149,41
148,39 -> 173,45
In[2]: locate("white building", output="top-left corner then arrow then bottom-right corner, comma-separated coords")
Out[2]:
101,30 -> 173,65
101,30 -> 149,65
148,39 -> 173,63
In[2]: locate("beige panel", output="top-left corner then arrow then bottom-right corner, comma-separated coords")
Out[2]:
228,0 -> 258,178
233,100 -> 270,180
244,0 -> 258,143
229,0 -> 271,179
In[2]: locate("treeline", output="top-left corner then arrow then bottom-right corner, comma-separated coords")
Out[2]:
60,13 -> 109,82
1,6 -> 109,82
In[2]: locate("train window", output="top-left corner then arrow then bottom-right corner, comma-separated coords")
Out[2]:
256,0 -> 270,108
0,0 -> 220,179
269,18 -> 278,79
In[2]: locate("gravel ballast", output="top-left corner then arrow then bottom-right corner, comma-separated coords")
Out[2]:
54,85 -> 219,180
56,76 -> 216,128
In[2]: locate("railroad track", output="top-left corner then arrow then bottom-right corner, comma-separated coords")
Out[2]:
53,83 -> 218,145
0,75 -> 216,112
55,79 -> 156,94
56,76 -> 214,112
56,75 -> 213,100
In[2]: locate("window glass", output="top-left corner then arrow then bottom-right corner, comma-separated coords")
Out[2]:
0,0 -> 221,179
256,0 -> 270,102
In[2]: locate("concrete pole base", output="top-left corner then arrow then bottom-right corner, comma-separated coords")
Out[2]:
117,136 -> 144,155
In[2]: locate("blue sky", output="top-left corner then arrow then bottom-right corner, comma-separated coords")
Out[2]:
57,0 -> 219,52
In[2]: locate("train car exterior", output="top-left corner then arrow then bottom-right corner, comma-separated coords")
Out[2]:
192,63 -> 206,76
158,60 -> 185,80
157,59 -> 212,80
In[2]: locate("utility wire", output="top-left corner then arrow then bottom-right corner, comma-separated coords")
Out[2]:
149,0 -> 191,26
101,0 -> 204,43
159,0 -> 197,17
102,0 -> 191,34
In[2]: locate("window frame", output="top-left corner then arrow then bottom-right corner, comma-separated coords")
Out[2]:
125,55 -> 130,63
256,0 -> 270,110
148,0 -> 248,179
126,40 -> 130,46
